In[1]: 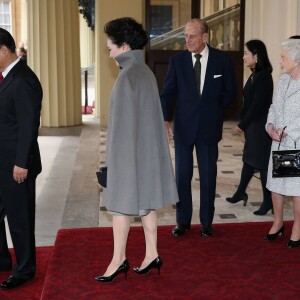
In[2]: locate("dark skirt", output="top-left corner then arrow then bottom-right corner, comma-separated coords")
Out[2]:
242,119 -> 272,170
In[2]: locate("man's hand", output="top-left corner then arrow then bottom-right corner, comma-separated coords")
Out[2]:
13,165 -> 28,183
164,121 -> 174,142
234,125 -> 243,134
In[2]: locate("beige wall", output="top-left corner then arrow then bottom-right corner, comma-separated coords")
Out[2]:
8,0 -> 27,48
244,0 -> 300,87
94,0 -> 145,126
27,0 -> 82,127
80,14 -> 95,68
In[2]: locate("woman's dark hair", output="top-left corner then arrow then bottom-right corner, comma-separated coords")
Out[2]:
0,28 -> 16,53
245,39 -> 273,73
104,17 -> 148,50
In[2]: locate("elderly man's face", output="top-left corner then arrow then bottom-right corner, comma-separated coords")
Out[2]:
184,22 -> 208,54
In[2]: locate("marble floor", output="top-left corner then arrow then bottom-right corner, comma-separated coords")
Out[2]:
98,119 -> 294,227
6,116 -> 294,248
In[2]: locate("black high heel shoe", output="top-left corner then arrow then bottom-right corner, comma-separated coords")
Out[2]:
287,239 -> 300,248
253,206 -> 273,216
264,226 -> 285,241
226,193 -> 248,206
95,259 -> 130,283
133,256 -> 163,275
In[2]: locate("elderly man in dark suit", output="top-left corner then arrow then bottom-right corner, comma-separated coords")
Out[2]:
0,28 -> 42,289
161,19 -> 236,237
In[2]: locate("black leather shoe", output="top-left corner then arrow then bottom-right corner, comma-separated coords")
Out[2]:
287,239 -> 300,248
201,225 -> 213,237
133,256 -> 163,275
0,275 -> 33,289
253,207 -> 273,216
171,224 -> 191,237
253,201 -> 273,215
95,259 -> 130,283
264,225 -> 284,241
226,193 -> 248,206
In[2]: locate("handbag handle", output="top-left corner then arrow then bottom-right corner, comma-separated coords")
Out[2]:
277,126 -> 296,150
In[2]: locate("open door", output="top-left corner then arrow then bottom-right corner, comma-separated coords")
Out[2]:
145,0 -> 245,120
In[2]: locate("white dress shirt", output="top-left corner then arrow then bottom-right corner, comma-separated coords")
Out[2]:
2,58 -> 20,78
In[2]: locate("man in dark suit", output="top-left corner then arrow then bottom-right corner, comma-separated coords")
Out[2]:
161,19 -> 236,237
0,28 -> 42,289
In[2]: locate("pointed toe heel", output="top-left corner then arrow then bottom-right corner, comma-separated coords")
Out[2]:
133,256 -> 163,275
287,239 -> 300,248
253,207 -> 273,216
253,200 -> 273,215
264,226 -> 285,241
226,193 -> 248,206
95,259 -> 130,283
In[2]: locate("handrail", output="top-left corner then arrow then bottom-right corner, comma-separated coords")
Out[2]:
204,4 -> 240,21
150,4 -> 240,50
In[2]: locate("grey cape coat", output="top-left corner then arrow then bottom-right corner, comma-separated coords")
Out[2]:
104,50 -> 179,215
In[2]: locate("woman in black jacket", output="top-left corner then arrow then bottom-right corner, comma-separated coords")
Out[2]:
226,39 -> 273,215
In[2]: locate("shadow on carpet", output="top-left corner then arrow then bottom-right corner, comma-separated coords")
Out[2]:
0,247 -> 52,300
41,222 -> 300,300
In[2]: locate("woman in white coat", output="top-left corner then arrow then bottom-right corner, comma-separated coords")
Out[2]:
265,38 -> 300,248
95,17 -> 178,283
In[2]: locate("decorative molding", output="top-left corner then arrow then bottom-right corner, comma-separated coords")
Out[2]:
78,0 -> 95,31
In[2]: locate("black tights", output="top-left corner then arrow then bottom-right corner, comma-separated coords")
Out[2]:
235,163 -> 272,209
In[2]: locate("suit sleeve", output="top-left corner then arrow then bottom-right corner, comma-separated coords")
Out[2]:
14,76 -> 42,168
221,54 -> 236,108
239,72 -> 273,131
160,57 -> 177,121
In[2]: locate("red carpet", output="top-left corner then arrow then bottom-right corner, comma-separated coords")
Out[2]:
41,223 -> 300,300
0,247 -> 52,300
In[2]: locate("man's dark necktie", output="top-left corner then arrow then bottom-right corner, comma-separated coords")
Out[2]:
194,54 -> 202,94
0,72 -> 3,84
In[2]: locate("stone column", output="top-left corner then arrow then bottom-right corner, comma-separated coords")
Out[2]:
27,0 -> 82,127
245,0 -> 299,87
80,15 -> 95,68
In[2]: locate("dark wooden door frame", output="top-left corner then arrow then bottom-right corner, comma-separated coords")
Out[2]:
145,0 -> 245,120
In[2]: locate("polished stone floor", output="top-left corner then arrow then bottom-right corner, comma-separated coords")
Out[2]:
98,119 -> 294,227
6,115 -> 294,247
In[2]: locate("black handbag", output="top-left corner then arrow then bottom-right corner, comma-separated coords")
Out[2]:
96,166 -> 107,187
272,127 -> 300,178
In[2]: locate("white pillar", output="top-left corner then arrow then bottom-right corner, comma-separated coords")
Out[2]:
27,0 -> 82,127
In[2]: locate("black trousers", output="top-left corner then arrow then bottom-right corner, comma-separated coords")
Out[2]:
0,176 -> 36,279
175,140 -> 218,227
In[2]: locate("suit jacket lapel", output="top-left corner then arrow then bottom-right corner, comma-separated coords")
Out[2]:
182,50 -> 194,76
182,51 -> 199,93
202,46 -> 217,96
0,75 -> 12,95
0,61 -> 23,95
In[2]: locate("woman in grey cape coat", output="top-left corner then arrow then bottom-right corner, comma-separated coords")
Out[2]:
264,38 -> 300,248
95,18 -> 179,283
